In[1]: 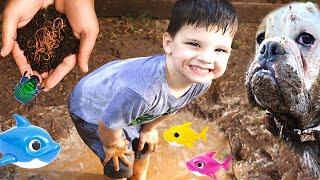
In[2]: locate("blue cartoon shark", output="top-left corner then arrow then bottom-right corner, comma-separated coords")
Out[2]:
0,114 -> 61,168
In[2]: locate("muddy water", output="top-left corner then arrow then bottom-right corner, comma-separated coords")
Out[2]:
19,110 -> 232,179
148,110 -> 233,180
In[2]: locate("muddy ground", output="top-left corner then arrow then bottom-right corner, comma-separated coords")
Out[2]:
0,14 -> 315,179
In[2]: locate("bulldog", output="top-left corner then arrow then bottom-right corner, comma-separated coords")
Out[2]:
245,2 -> 320,177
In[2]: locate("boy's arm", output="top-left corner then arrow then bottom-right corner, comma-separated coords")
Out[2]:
138,113 -> 176,152
98,121 -> 123,147
98,121 -> 134,171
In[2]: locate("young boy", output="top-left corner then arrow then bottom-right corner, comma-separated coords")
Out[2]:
68,0 -> 238,179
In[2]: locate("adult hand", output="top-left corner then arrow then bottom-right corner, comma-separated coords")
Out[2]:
138,128 -> 159,153
1,0 -> 54,79
44,0 -> 99,90
1,0 -> 99,91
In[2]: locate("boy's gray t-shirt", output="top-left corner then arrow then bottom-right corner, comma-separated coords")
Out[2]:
69,54 -> 211,129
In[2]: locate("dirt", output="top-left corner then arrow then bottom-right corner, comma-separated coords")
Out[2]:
0,14 -> 315,179
16,5 -> 79,73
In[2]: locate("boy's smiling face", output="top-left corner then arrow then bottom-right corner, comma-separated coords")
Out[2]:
164,24 -> 234,84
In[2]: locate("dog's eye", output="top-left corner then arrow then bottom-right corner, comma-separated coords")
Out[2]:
296,32 -> 315,47
256,32 -> 265,45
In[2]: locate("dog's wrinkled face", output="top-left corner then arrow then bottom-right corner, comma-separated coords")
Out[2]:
246,2 -> 320,126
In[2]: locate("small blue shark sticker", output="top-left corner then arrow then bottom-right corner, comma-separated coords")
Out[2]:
0,114 -> 61,168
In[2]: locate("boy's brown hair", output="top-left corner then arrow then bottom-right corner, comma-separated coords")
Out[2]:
167,0 -> 238,37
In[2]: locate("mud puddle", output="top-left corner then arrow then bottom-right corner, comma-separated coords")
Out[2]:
18,110 -> 233,179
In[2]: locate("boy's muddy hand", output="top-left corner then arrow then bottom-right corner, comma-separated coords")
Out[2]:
103,139 -> 134,171
139,128 -> 159,153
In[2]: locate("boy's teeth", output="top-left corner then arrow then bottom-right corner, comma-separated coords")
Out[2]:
191,66 -> 209,73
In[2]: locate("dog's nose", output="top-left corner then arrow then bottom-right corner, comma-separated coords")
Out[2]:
259,41 -> 286,63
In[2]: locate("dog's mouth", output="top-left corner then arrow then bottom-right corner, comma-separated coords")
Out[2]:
248,65 -> 284,112
252,65 -> 276,82
246,58 -> 309,120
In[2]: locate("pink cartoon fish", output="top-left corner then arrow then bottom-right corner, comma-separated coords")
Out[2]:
186,152 -> 232,179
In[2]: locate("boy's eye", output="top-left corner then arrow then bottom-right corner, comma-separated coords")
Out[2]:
187,42 -> 200,48
215,48 -> 227,53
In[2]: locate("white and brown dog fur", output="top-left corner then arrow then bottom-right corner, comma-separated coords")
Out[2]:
245,2 -> 320,177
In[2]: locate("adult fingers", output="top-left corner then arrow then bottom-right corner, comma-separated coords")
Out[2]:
2,0 -> 43,57
1,6 -> 19,57
112,157 -> 120,171
12,42 -> 32,75
42,54 -> 76,91
77,28 -> 99,73
40,72 -> 49,79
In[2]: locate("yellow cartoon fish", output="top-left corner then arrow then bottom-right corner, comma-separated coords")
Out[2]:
163,122 -> 208,148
